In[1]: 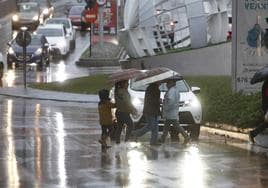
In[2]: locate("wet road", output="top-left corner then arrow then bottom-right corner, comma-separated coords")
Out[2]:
2,30 -> 119,87
0,96 -> 267,188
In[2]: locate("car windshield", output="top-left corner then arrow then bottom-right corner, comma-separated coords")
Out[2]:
46,19 -> 70,28
130,79 -> 190,92
37,28 -> 63,37
19,3 -> 39,12
69,6 -> 84,15
18,0 -> 49,7
30,37 -> 42,45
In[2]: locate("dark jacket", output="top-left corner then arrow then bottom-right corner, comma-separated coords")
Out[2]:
262,80 -> 268,112
143,83 -> 161,116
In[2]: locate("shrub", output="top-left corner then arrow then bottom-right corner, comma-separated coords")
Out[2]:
185,76 -> 262,128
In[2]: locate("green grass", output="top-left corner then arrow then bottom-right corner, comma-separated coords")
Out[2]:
185,76 -> 262,128
29,74 -> 263,128
29,74 -> 111,94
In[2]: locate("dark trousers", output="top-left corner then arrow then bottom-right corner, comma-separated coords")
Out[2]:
251,122 -> 268,137
161,119 -> 188,142
115,111 -> 134,143
101,125 -> 114,139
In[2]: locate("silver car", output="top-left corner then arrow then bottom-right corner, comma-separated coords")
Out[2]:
12,2 -> 41,30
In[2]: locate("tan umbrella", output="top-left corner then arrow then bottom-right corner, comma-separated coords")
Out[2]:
132,67 -> 181,87
107,68 -> 144,85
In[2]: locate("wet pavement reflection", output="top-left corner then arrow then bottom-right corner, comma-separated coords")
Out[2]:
0,96 -> 267,187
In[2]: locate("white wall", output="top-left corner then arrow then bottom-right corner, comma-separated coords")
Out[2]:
121,42 -> 231,76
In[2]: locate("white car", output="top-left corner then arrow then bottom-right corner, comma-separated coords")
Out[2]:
110,73 -> 202,140
45,18 -> 76,50
36,24 -> 70,57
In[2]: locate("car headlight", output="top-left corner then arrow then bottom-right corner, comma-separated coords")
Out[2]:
12,15 -> 19,22
8,47 -> 15,55
34,48 -> 42,55
32,15 -> 39,21
43,8 -> 49,15
58,41 -> 67,49
184,98 -> 200,108
132,97 -> 143,107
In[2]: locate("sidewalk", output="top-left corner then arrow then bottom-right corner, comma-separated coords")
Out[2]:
0,86 -> 99,103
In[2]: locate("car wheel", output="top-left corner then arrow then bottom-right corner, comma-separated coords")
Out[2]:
189,124 -> 200,141
71,40 -> 76,50
169,126 -> 180,141
81,22 -> 87,32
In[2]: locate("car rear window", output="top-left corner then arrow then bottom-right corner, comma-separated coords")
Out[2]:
69,6 -> 84,15
46,19 -> 70,28
37,28 -> 63,37
19,3 -> 39,12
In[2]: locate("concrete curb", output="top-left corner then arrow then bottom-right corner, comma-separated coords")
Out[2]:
201,126 -> 248,141
0,86 -> 99,103
76,58 -> 120,67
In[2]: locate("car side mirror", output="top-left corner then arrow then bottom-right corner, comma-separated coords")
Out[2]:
73,26 -> 78,30
191,86 -> 200,94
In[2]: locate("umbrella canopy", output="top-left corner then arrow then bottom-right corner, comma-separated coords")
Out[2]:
132,67 -> 182,87
108,68 -> 144,85
250,66 -> 268,84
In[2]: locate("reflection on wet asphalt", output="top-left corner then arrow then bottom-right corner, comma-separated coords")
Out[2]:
0,96 -> 267,187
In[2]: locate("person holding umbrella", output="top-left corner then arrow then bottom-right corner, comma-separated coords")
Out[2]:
114,80 -> 137,144
249,66 -> 268,143
131,81 -> 161,146
159,78 -> 190,144
249,79 -> 268,143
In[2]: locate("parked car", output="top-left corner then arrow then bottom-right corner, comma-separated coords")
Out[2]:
68,5 -> 89,30
12,2 -> 41,30
7,34 -> 50,70
46,18 -> 76,50
110,71 -> 202,140
36,24 -> 70,57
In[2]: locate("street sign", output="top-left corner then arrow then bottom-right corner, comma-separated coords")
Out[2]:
83,8 -> 98,23
15,30 -> 31,47
97,0 -> 106,6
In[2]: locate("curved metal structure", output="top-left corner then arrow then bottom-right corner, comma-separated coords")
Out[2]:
120,0 -> 231,58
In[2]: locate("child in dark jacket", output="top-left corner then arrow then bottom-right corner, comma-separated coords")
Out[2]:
98,89 -> 116,148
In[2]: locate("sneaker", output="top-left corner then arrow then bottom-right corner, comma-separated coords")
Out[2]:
150,142 -> 162,146
158,138 -> 164,143
128,133 -> 138,142
249,131 -> 255,144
